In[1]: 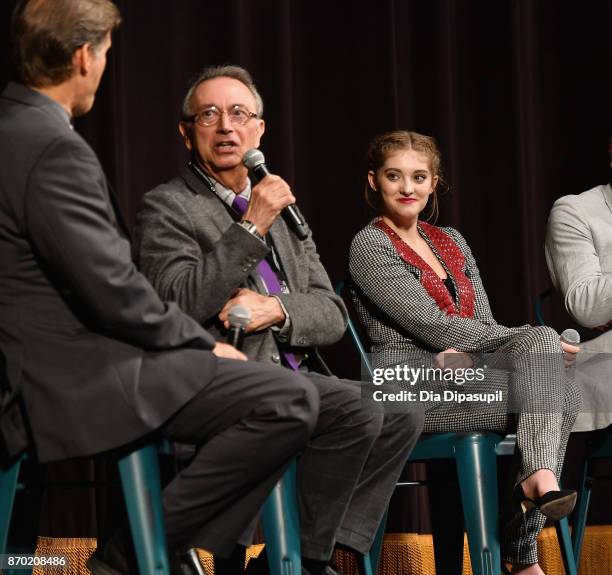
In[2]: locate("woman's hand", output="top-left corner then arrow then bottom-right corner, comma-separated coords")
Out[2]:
560,340 -> 580,368
434,348 -> 474,370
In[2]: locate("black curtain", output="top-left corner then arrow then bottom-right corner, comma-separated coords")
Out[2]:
3,0 -> 610,350
2,0 -> 611,536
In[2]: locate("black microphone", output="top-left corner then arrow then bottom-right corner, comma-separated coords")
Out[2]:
560,328 -> 580,346
242,149 -> 308,241
227,305 -> 251,350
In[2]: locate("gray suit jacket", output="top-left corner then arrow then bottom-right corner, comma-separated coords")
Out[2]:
0,83 -> 217,461
136,167 -> 348,367
545,184 -> 612,328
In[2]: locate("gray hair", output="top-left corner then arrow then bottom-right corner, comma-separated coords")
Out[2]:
181,64 -> 264,120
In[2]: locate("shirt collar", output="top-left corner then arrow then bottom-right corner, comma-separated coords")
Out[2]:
213,178 -> 252,207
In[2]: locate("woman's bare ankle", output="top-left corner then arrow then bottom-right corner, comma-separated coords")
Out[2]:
520,469 -> 559,499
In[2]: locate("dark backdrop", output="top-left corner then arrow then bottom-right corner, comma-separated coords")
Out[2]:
3,1 -> 610,342
2,0 -> 611,537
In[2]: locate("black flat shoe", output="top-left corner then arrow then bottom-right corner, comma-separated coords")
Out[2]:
86,528 -> 208,575
245,550 -> 342,575
86,528 -> 136,575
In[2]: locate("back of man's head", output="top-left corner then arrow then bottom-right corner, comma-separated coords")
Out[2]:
11,0 -> 121,88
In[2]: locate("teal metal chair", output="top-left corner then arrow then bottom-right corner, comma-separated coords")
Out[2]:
1,445 -> 302,575
570,430 -> 612,564
337,279 -> 515,575
0,443 -> 170,575
358,431 -> 517,575
534,288 -> 612,572
341,280 -> 580,575
261,460 -> 302,575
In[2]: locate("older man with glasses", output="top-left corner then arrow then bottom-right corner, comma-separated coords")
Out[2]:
136,64 -> 424,575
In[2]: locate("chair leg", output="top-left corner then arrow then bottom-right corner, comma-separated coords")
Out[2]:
571,457 -> 592,566
262,460 -> 301,575
356,553 -> 374,575
368,508 -> 387,574
356,509 -> 386,575
118,444 -> 170,575
428,460 -> 464,575
454,433 -> 501,575
555,517 -> 577,575
0,457 -> 23,555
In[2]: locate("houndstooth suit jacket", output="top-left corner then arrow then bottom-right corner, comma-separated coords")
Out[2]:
349,219 -> 531,368
350,219 -> 580,565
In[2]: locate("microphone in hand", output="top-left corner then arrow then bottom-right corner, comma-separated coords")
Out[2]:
560,328 -> 580,369
227,305 -> 251,351
242,148 -> 308,241
560,328 -> 580,345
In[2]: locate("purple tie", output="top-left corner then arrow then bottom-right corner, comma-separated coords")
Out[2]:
232,195 -> 300,370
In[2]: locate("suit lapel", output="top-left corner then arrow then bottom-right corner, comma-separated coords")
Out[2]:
181,166 -> 269,292
181,166 -> 236,235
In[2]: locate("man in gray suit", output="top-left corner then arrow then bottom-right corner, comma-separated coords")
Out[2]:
0,3 -> 320,574
136,65 -> 423,575
545,133 -> 612,431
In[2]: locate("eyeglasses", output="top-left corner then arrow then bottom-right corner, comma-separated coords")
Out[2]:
186,105 -> 259,127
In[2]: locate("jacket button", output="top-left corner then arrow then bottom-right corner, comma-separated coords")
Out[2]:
271,353 -> 281,363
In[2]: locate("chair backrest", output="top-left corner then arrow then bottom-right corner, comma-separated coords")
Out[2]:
533,287 -> 554,326
335,279 -> 374,378
533,287 -> 598,340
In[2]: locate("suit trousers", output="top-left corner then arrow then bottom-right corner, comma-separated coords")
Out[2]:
157,357 -> 319,557
297,373 -> 423,560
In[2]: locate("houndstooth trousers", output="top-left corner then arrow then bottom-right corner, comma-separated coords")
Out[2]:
419,327 -> 579,565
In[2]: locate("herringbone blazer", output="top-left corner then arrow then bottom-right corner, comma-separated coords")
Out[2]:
136,167 -> 348,367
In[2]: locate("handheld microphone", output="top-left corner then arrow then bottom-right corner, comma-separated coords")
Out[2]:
242,149 -> 308,241
227,305 -> 251,351
560,328 -> 580,345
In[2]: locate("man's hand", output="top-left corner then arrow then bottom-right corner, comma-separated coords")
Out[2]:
434,348 -> 474,370
219,288 -> 286,333
560,340 -> 580,368
242,174 -> 295,235
212,342 -> 247,361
